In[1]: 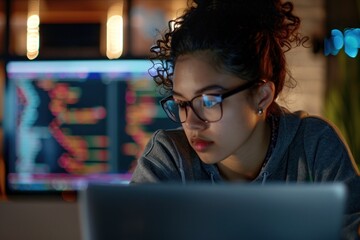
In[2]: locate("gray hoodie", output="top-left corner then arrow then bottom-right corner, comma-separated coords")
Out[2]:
131,110 -> 360,239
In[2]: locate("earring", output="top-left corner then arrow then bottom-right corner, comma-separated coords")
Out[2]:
257,107 -> 264,115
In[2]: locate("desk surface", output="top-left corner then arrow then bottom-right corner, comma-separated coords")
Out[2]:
0,199 -> 81,240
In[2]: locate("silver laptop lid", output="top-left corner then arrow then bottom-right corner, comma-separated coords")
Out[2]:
79,183 -> 347,240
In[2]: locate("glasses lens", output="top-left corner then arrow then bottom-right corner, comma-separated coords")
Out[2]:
162,99 -> 184,123
192,95 -> 222,122
161,94 -> 223,123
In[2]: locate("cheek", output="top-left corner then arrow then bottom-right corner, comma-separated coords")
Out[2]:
215,101 -> 258,137
222,97 -> 256,123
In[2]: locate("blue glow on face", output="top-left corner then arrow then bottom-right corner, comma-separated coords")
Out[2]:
202,95 -> 222,108
324,28 -> 360,58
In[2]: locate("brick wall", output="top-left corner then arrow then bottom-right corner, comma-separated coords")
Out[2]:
279,0 -> 326,116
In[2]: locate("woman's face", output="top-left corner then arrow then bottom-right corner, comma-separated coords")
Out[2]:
172,54 -> 264,164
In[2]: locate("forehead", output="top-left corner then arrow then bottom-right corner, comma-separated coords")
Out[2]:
174,54 -> 219,77
174,51 -> 223,74
173,54 -> 240,92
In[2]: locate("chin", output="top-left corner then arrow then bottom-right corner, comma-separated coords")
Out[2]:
198,154 -> 221,165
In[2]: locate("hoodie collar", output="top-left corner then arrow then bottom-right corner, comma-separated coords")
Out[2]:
256,107 -> 308,182
200,106 -> 308,184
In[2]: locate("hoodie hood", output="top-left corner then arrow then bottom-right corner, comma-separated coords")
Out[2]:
202,106 -> 309,184
253,107 -> 309,183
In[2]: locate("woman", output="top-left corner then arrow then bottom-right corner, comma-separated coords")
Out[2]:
131,0 -> 360,238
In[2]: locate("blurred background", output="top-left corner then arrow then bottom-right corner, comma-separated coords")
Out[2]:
0,0 -> 359,198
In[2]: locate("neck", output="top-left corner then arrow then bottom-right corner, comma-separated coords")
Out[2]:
217,119 -> 272,181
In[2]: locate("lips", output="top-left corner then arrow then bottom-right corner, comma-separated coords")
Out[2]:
191,138 -> 213,152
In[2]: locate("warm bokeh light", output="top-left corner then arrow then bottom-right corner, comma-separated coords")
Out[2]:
106,2 -> 124,59
27,0 -> 40,60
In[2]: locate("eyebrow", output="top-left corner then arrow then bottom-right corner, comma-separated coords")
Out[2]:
172,85 -> 226,97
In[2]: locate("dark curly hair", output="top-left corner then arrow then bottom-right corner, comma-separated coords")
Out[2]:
149,0 -> 308,114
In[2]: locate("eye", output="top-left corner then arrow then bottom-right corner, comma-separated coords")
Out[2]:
175,99 -> 188,109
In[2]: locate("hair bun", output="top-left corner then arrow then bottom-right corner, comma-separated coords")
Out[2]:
193,0 -> 204,4
193,0 -> 219,10
191,0 -> 283,33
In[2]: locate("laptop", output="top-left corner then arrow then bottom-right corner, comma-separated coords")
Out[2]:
79,183 -> 347,240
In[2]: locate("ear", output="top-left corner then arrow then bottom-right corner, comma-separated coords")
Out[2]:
255,80 -> 275,114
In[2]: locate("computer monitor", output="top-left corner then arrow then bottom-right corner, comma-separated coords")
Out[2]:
3,59 -> 179,195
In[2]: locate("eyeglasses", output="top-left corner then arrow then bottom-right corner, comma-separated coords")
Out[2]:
160,80 -> 263,123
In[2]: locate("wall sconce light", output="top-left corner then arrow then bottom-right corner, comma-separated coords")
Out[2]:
106,1 -> 124,59
27,0 -> 40,60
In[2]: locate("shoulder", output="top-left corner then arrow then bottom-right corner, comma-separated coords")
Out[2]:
278,109 -> 359,175
277,108 -> 353,158
131,128 -> 189,182
297,113 -> 347,144
155,128 -> 187,140
283,110 -> 355,163
142,128 -> 189,156
278,108 -> 343,141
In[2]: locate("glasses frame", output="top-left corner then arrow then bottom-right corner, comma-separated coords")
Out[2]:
160,80 -> 264,123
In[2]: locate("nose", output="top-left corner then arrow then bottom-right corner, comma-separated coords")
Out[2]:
183,107 -> 207,130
